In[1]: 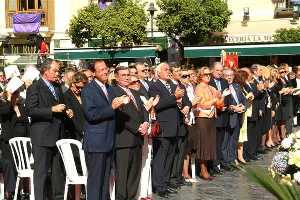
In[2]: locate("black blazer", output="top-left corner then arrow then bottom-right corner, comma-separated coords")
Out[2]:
209,78 -> 229,128
138,80 -> 151,99
112,85 -> 146,148
149,80 -> 187,137
244,82 -> 262,121
25,79 -> 66,147
0,99 -> 29,142
228,83 -> 246,129
63,89 -> 85,141
176,81 -> 192,137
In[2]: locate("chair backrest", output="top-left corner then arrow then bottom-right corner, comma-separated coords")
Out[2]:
56,139 -> 87,180
9,137 -> 33,172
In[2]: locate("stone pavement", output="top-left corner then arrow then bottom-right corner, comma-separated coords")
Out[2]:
153,150 -> 277,200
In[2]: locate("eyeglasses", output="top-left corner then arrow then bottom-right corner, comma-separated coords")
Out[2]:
181,74 -> 190,79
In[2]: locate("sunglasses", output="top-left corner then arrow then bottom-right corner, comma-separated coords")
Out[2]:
181,74 -> 190,79
204,73 -> 211,76
142,69 -> 149,72
280,71 -> 287,74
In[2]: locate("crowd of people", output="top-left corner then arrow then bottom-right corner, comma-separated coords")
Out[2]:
0,58 -> 299,200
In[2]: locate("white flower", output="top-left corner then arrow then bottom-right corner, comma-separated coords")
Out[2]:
294,171 -> 300,184
281,137 -> 294,149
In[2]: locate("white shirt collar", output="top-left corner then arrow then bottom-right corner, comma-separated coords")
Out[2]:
95,79 -> 106,88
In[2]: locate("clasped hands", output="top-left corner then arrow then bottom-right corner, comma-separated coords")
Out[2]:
51,104 -> 73,118
229,104 -> 245,113
138,122 -> 149,135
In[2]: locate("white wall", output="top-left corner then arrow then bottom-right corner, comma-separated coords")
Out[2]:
226,0 -> 297,34
0,0 -> 6,32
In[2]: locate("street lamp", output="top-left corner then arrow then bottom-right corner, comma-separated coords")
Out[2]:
147,2 -> 157,45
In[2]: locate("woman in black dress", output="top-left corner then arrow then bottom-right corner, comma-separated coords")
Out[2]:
64,72 -> 88,141
0,88 -> 29,199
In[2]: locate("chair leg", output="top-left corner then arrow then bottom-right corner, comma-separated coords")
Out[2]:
63,183 -> 68,200
13,177 -> 20,200
75,185 -> 80,200
30,176 -> 34,200
85,184 -> 87,200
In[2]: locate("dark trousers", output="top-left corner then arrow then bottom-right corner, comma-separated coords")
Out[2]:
244,120 -> 258,158
213,127 -> 226,168
152,137 -> 176,192
222,126 -> 240,165
0,141 -> 16,193
115,146 -> 142,200
170,135 -> 186,185
86,151 -> 112,200
32,145 -> 65,200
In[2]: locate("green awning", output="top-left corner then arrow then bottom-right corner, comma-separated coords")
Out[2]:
184,43 -> 300,58
54,47 -> 157,60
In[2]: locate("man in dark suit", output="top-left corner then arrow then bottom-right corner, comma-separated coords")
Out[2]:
209,62 -> 230,172
136,62 -> 151,99
81,60 -> 124,200
169,66 -> 191,187
149,63 -> 186,198
25,58 -> 74,200
223,69 -> 246,167
242,67 -> 264,161
112,66 -> 148,200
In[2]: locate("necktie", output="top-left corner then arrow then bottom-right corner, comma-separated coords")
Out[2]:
101,85 -> 109,100
215,79 -> 221,91
140,80 -> 149,91
229,84 -> 239,104
165,82 -> 172,93
48,84 -> 58,100
123,88 -> 138,109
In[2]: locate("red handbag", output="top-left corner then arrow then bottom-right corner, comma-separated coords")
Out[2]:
150,120 -> 160,137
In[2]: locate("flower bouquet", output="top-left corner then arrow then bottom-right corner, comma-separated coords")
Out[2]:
270,131 -> 300,184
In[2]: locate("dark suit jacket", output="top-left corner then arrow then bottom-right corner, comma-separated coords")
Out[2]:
138,80 -> 150,99
209,78 -> 229,128
81,80 -> 116,153
228,83 -> 246,129
244,82 -> 263,121
26,79 -> 66,147
0,100 -> 29,142
176,81 -> 192,137
63,89 -> 85,141
149,80 -> 189,137
112,85 -> 147,148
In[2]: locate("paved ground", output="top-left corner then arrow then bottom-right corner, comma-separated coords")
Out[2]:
153,150 -> 277,200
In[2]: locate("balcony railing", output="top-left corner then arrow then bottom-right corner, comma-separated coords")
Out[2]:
6,10 -> 48,28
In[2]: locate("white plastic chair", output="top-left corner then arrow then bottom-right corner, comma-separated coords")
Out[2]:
56,139 -> 87,200
9,137 -> 34,200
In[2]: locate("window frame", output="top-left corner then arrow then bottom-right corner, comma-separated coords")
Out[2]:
6,0 -> 49,27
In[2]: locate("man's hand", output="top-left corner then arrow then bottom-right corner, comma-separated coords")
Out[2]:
52,104 -> 66,113
181,106 -> 190,116
174,87 -> 184,99
152,95 -> 160,107
138,122 -> 149,135
111,96 -> 126,110
65,109 -> 74,118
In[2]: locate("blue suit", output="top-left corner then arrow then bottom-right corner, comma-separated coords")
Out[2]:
81,80 -> 116,200
222,83 -> 246,166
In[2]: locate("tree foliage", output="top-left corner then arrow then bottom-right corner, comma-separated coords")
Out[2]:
274,27 -> 300,43
156,0 -> 231,46
68,1 -> 147,47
